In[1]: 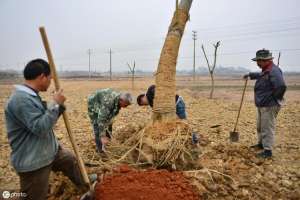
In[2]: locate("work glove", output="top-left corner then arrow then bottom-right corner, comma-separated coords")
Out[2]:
58,105 -> 66,116
243,73 -> 249,79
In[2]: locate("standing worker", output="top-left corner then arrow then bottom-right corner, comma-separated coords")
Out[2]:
87,89 -> 132,153
4,59 -> 89,200
244,49 -> 286,158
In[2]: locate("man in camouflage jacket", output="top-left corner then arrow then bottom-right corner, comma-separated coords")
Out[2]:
87,88 -> 132,152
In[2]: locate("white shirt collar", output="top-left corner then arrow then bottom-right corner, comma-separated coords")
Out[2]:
14,84 -> 38,96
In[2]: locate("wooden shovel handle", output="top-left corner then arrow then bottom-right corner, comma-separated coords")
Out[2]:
39,27 -> 91,188
233,78 -> 248,132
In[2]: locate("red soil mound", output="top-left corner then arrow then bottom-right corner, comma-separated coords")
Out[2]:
95,165 -> 199,200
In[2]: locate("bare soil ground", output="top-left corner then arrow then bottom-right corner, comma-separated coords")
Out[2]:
0,75 -> 299,200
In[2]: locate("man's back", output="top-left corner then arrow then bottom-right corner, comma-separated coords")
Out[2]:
87,88 -> 120,125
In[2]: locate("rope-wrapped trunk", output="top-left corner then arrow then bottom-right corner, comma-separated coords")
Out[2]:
153,0 -> 193,123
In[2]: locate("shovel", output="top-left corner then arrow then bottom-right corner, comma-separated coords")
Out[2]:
39,27 -> 95,199
230,78 -> 248,142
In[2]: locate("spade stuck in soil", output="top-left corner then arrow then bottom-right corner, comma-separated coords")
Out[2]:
230,78 -> 248,142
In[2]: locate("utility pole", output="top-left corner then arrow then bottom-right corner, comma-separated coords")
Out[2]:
87,49 -> 92,79
109,48 -> 113,80
192,30 -> 197,82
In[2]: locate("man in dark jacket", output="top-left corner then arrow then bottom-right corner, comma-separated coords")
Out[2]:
137,85 -> 187,119
244,49 -> 286,158
5,59 -> 88,199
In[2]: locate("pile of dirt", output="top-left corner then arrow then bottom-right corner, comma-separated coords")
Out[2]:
94,165 -> 199,200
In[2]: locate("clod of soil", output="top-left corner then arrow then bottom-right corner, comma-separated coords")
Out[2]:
95,166 -> 199,200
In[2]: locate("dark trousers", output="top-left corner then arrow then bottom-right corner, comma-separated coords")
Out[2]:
18,145 -> 86,200
92,123 -> 112,152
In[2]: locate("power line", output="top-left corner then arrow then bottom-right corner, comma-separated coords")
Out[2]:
200,26 -> 300,40
51,48 -> 300,67
42,25 -> 300,63
53,34 -> 300,62
6,47 -> 300,69
196,16 -> 300,32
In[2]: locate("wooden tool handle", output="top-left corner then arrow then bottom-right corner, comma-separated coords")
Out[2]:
233,78 -> 248,132
39,27 -> 91,188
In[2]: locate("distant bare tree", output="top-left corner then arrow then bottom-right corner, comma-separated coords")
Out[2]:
201,41 -> 220,99
127,61 -> 136,90
277,51 -> 281,66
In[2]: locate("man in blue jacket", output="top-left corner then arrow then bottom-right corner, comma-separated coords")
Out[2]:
5,59 -> 87,199
244,49 -> 286,158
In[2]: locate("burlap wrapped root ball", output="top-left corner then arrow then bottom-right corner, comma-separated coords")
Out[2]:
127,121 -> 202,170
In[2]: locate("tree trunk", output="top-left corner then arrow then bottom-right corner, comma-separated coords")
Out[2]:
209,72 -> 214,99
131,73 -> 134,90
127,61 -> 135,91
201,42 -> 220,99
152,0 -> 193,123
277,52 -> 281,66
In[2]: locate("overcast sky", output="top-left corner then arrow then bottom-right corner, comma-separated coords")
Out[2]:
0,0 -> 300,72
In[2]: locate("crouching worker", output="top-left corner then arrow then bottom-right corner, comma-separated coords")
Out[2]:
87,89 -> 132,152
4,59 -> 88,200
137,84 -> 187,119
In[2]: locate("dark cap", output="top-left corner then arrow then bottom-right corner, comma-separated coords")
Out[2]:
252,49 -> 273,61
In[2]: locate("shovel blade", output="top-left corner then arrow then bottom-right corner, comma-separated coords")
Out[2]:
230,131 -> 239,142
